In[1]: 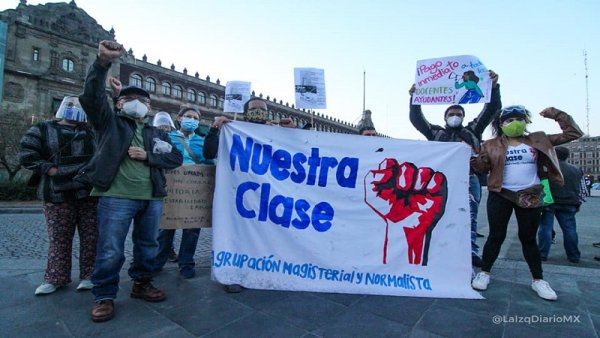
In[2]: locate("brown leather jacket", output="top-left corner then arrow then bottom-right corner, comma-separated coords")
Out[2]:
471,109 -> 583,192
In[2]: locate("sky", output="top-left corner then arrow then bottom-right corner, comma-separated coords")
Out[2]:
7,0 -> 600,140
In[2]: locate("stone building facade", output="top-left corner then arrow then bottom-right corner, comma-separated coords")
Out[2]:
562,136 -> 600,182
0,0 -> 359,134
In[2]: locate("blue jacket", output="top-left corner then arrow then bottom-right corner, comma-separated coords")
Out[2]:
169,130 -> 213,165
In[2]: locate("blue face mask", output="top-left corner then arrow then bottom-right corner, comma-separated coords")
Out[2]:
180,118 -> 199,132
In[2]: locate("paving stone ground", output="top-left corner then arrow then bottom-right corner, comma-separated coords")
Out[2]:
1,192 -> 599,337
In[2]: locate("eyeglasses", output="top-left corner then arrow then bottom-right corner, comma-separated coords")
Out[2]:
120,96 -> 151,105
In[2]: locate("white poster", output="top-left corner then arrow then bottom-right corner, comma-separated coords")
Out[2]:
294,67 -> 327,109
211,122 -> 481,299
224,81 -> 251,113
412,55 -> 492,105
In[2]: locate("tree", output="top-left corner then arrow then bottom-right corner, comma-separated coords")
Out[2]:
0,112 -> 31,181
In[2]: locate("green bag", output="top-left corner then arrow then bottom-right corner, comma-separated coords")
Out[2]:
541,179 -> 554,206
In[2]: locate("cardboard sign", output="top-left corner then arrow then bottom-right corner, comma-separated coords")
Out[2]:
161,165 -> 216,229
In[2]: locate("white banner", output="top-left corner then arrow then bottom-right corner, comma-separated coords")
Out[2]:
294,67 -> 326,109
224,81 -> 251,113
211,122 -> 481,299
412,55 -> 491,105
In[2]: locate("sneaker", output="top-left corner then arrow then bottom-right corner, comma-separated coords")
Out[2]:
91,299 -> 114,322
471,255 -> 483,268
471,272 -> 490,291
131,280 -> 166,302
180,267 -> 195,279
223,284 -> 243,293
168,249 -> 178,262
77,279 -> 94,291
35,282 -> 57,295
531,280 -> 557,301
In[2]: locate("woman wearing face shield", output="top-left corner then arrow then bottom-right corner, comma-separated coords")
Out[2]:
470,105 -> 583,300
18,96 -> 98,295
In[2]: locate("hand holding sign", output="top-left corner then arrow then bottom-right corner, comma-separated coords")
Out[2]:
364,159 -> 447,266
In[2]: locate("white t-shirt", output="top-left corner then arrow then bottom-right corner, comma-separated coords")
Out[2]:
502,143 -> 540,191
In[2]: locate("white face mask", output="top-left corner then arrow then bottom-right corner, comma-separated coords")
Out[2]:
121,99 -> 149,119
446,115 -> 463,128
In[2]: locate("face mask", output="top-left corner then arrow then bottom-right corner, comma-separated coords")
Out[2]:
501,120 -> 526,137
446,116 -> 463,128
180,118 -> 199,132
121,99 -> 149,119
245,108 -> 268,124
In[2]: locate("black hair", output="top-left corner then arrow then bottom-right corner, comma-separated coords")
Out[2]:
358,126 -> 376,135
178,107 -> 200,118
444,105 -> 465,118
463,70 -> 479,83
555,146 -> 570,161
243,97 -> 267,113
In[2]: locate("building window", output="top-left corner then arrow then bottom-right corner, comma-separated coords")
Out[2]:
162,82 -> 171,96
144,77 -> 156,93
209,94 -> 218,107
130,74 -> 143,87
173,85 -> 183,99
187,89 -> 196,102
32,48 -> 40,62
218,97 -> 224,109
62,58 -> 74,72
198,92 -> 206,105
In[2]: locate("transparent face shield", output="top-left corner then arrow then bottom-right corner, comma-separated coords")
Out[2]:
55,96 -> 87,122
152,111 -> 176,130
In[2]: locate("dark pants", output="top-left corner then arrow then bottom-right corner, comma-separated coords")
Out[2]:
481,192 -> 544,279
156,228 -> 201,270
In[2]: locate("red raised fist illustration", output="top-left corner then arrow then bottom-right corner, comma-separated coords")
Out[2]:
364,159 -> 447,266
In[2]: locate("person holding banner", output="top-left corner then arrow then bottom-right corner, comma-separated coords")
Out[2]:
155,107 -> 213,279
76,40 -> 183,322
409,70 -> 500,268
470,105 -> 583,300
204,97 -> 295,293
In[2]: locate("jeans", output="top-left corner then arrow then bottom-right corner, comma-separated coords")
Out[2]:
481,192 -> 544,279
537,204 -> 581,262
156,228 -> 201,270
92,197 -> 163,301
469,174 -> 481,256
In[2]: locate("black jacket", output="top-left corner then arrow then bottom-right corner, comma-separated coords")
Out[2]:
203,127 -> 220,160
409,85 -> 501,153
550,161 -> 583,206
75,59 -> 182,197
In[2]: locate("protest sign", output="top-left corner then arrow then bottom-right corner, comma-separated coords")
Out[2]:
294,67 -> 327,109
161,164 -> 215,229
412,55 -> 491,105
224,81 -> 251,113
211,122 -> 481,299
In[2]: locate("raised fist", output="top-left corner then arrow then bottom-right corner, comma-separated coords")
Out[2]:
109,76 -> 122,97
98,40 -> 125,66
364,159 -> 447,266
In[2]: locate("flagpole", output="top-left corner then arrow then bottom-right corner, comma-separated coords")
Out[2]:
362,70 -> 366,113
